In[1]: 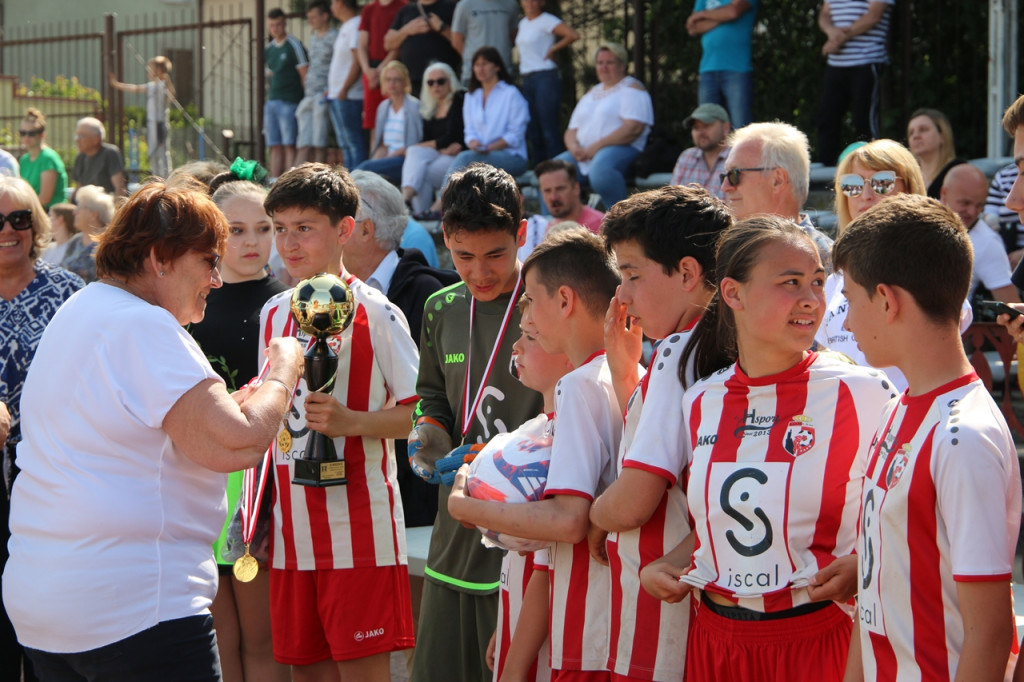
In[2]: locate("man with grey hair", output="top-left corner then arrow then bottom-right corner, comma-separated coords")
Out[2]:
346,169 -> 458,528
71,116 -> 127,197
721,120 -> 833,268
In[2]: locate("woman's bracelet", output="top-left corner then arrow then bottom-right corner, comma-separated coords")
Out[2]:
263,378 -> 293,394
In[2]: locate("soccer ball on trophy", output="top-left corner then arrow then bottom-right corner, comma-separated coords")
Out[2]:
289,273 -> 354,487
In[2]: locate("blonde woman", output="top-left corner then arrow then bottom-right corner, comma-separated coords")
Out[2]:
355,60 -> 423,183
401,61 -> 465,217
907,108 -> 963,198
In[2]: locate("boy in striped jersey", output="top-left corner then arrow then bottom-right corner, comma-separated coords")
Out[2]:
259,163 -> 420,681
587,185 -> 731,681
449,227 -> 626,681
836,195 -> 1021,682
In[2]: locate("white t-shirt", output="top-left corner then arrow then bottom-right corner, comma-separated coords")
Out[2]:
544,353 -> 624,672
681,352 -> 896,612
328,15 -> 364,101
4,283 -> 223,653
857,374 -> 1020,680
516,12 -> 562,75
967,218 -> 1014,299
567,76 -> 654,175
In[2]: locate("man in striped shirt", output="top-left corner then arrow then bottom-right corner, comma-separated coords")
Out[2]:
815,0 -> 894,166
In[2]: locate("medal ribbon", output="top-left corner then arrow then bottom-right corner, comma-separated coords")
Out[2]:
461,272 -> 522,437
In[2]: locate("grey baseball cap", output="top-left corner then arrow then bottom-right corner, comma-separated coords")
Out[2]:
684,103 -> 731,129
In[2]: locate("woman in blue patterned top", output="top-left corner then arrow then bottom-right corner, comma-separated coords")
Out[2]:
0,175 -> 83,681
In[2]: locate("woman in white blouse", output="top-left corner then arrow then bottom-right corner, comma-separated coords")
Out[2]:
443,47 -> 530,184
555,42 -> 654,209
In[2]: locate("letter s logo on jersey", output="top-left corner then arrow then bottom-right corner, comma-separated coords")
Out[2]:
720,467 -> 774,557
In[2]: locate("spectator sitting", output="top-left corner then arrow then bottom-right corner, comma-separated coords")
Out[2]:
443,47 -> 530,184
71,116 -> 127,197
451,0 -> 519,85
0,149 -> 19,178
346,170 -> 459,526
355,60 -> 423,184
535,159 -> 604,233
940,163 -> 1020,303
907,108 -> 964,199
295,1 -> 338,166
402,62 -> 465,218
555,42 -> 654,210
41,202 -> 77,266
721,121 -> 833,269
18,108 -> 68,209
61,185 -> 114,283
384,0 -> 461,95
985,162 -> 1024,266
670,102 -> 732,199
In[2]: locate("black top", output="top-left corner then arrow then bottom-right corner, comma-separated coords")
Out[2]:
391,1 -> 461,92
927,158 -> 966,199
422,90 -> 466,150
189,275 -> 289,389
72,143 -> 125,194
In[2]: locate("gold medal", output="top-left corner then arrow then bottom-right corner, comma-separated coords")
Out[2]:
277,428 -> 292,452
233,546 -> 259,583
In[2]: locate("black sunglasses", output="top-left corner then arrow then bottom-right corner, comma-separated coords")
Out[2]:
0,210 -> 33,231
720,167 -> 774,187
426,78 -> 448,87
18,129 -> 41,137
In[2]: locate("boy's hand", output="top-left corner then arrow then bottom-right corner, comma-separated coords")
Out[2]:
587,524 -> 609,566
485,630 -> 496,671
407,416 -> 453,484
436,443 -> 485,486
640,558 -> 692,604
807,554 -> 857,603
604,288 -> 643,386
448,464 -> 478,528
304,392 -> 357,438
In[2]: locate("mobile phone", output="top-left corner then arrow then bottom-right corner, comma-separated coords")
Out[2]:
417,1 -> 428,19
979,300 -> 1022,320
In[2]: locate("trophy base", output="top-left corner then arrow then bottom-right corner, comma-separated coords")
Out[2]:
292,459 -> 348,487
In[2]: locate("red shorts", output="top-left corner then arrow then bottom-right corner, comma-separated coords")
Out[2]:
269,565 -> 415,665
552,670 -> 611,682
685,598 -> 852,682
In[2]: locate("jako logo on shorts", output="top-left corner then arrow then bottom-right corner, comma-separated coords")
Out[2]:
353,627 -> 385,642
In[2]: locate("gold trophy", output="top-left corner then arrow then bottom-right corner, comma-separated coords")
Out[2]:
289,273 -> 354,486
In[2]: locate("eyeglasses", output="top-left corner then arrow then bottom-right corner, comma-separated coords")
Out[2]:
204,252 -> 222,273
0,210 -> 33,231
839,171 -> 900,198
426,78 -> 448,87
720,167 -> 774,187
18,129 -> 41,137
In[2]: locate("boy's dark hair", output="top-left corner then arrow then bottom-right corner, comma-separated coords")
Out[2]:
441,163 -> 522,237
307,0 -> 330,14
832,194 -> 971,326
268,7 -> 286,19
534,159 -> 578,185
522,226 -> 620,318
1003,94 -> 1024,136
264,162 -> 359,224
601,184 -> 732,284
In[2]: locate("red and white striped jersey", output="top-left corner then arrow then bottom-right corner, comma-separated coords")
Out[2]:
607,331 -> 693,680
545,353 -> 622,672
259,276 -> 420,570
494,550 -> 552,682
857,373 -> 1021,681
681,352 -> 895,612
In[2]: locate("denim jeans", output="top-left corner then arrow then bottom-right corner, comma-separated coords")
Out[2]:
25,615 -> 221,682
698,70 -> 753,129
554,145 -> 640,210
522,69 -> 564,163
355,155 -> 406,184
263,99 -> 299,146
328,98 -> 367,168
443,150 -> 529,188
